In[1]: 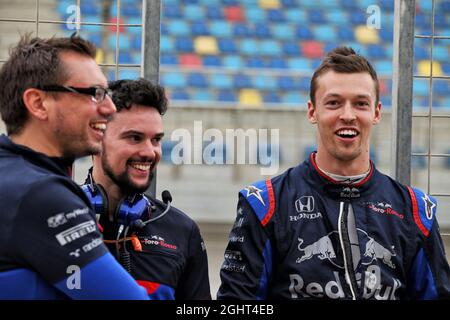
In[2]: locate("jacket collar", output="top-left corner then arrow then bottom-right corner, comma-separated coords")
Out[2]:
0,134 -> 74,177
304,152 -> 378,199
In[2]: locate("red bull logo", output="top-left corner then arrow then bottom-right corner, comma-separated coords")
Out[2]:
340,187 -> 360,198
363,237 -> 396,269
291,229 -> 401,299
296,230 -> 397,270
296,236 -> 336,263
289,268 -> 402,299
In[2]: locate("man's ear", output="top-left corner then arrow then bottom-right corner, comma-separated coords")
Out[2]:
22,88 -> 49,121
373,102 -> 382,125
307,100 -> 317,124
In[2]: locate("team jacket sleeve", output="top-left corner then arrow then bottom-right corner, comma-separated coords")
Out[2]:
12,179 -> 148,299
176,222 -> 212,300
55,253 -> 149,299
407,188 -> 450,300
217,194 -> 273,300
408,219 -> 450,300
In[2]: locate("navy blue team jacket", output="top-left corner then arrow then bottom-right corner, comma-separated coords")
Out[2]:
218,153 -> 450,300
0,135 -> 148,299
94,194 -> 212,300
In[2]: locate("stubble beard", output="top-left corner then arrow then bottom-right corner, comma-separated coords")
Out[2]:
101,150 -> 153,195
53,107 -> 102,158
54,124 -> 99,159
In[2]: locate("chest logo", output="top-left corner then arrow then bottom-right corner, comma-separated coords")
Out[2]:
296,230 -> 396,270
340,187 -> 360,198
295,196 -> 315,213
296,235 -> 335,263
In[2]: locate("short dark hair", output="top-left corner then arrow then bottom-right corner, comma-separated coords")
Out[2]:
309,46 -> 379,107
108,78 -> 168,115
0,33 -> 97,135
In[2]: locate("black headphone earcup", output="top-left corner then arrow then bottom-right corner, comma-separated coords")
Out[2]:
81,182 -> 109,218
115,197 -> 126,224
116,194 -> 150,227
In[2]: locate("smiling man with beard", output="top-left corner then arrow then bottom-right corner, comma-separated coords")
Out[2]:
82,78 -> 211,300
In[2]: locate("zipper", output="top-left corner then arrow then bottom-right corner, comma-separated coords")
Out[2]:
338,201 -> 359,300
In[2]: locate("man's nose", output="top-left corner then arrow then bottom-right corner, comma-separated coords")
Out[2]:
340,101 -> 356,122
139,139 -> 156,159
98,95 -> 116,116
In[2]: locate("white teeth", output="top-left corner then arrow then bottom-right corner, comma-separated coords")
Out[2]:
130,163 -> 151,171
337,129 -> 357,136
90,123 -> 106,131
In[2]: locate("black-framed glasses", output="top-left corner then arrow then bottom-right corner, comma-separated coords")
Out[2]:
40,85 -> 112,103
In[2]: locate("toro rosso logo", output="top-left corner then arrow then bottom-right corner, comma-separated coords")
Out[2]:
296,230 -> 396,270
366,201 -> 404,219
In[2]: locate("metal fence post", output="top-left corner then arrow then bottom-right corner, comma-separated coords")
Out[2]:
141,0 -> 161,197
391,0 -> 415,185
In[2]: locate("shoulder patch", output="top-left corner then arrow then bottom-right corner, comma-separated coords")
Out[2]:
240,179 -> 275,226
407,187 -> 437,237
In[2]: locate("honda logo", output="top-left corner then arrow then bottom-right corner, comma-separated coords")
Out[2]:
295,196 -> 315,213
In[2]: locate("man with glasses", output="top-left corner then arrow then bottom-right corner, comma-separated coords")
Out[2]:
39,85 -> 112,105
0,34 -> 149,299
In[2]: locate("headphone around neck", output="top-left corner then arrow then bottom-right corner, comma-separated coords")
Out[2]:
81,169 -> 173,273
81,170 -> 151,228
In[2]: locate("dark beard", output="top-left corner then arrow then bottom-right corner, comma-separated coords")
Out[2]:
101,153 -> 153,195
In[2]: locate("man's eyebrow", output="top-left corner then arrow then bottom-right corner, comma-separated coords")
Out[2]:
354,94 -> 371,100
323,93 -> 371,99
119,130 -> 143,137
119,130 -> 165,138
323,93 -> 341,99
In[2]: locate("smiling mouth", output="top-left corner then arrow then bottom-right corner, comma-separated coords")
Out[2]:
336,129 -> 359,138
129,162 -> 152,171
90,122 -> 106,133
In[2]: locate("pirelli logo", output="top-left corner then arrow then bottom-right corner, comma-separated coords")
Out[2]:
55,220 -> 96,246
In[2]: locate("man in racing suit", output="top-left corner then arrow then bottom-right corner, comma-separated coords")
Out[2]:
82,79 -> 211,299
0,35 -> 148,299
218,47 -> 450,300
